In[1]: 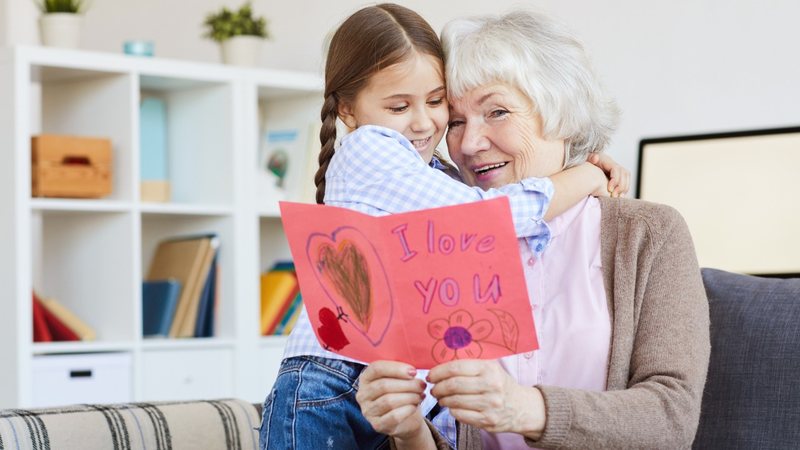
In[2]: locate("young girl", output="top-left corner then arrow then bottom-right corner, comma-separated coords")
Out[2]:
259,4 -> 627,449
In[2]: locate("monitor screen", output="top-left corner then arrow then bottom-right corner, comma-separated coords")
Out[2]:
637,127 -> 800,275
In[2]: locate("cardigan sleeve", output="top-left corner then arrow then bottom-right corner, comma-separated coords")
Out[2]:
527,203 -> 711,449
387,418 -> 456,450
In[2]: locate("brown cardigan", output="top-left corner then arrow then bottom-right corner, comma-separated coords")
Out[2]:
405,197 -> 711,450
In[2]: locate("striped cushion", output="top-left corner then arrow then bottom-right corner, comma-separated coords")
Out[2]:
0,399 -> 259,450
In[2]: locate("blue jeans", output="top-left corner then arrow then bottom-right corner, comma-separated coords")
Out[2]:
259,355 -> 390,450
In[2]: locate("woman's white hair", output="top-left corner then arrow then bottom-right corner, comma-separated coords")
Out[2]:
441,10 -> 620,167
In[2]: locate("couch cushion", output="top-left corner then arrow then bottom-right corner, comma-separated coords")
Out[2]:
0,398 -> 259,450
694,268 -> 800,449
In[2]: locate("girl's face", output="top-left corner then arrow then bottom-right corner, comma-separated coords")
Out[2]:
446,82 -> 565,190
339,52 -> 448,164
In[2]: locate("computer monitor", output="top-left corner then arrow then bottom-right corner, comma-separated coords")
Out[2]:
637,127 -> 800,276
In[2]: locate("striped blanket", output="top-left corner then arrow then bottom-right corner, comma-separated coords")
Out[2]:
0,399 -> 259,450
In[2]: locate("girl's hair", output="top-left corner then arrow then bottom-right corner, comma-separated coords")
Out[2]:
441,11 -> 619,168
315,3 -> 445,204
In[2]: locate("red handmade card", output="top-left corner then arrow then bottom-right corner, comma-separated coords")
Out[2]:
280,197 -> 538,369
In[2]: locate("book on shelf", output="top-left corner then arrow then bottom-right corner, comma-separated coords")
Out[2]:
142,279 -> 181,338
33,291 -> 96,342
33,294 -> 79,342
193,251 -> 218,338
32,293 -> 52,343
175,235 -> 220,338
39,297 -> 96,341
257,129 -> 299,202
260,266 -> 299,335
264,285 -> 299,336
271,260 -> 295,272
272,291 -> 303,335
279,301 -> 303,335
139,97 -> 170,202
146,233 -> 218,338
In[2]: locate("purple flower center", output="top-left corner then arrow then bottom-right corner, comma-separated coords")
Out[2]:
443,326 -> 472,350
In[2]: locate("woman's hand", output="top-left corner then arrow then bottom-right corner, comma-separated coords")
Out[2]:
356,361 -> 434,447
428,360 -> 546,440
588,153 -> 630,197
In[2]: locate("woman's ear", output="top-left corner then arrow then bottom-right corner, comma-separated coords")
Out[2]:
337,102 -> 358,130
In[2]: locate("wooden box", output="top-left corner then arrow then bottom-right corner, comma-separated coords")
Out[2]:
32,135 -> 113,198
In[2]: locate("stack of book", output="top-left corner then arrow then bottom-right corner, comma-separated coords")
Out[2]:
32,291 -> 96,342
260,261 -> 303,336
143,233 -> 219,338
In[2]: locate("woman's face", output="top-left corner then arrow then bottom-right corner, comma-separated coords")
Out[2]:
446,82 -> 565,190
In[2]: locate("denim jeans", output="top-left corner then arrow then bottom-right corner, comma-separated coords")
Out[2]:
259,355 -> 390,450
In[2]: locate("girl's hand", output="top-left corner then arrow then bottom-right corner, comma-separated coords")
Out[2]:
356,361 -> 429,443
588,153 -> 630,197
428,360 -> 546,439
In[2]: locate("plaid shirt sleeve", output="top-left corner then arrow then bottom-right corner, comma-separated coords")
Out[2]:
326,125 -> 554,254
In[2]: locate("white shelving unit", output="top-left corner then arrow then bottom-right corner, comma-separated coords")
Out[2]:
0,46 -> 322,408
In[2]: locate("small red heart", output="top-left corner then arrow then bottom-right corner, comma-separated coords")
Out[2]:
317,307 -> 349,351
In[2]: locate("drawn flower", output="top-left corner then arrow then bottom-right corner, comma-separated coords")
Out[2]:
428,310 -> 493,363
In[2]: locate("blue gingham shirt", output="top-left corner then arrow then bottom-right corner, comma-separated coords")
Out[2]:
282,125 -> 555,446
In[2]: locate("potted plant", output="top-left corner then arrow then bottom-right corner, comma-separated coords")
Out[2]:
203,2 -> 270,67
36,0 -> 87,49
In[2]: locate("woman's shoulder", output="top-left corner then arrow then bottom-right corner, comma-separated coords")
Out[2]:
598,197 -> 689,241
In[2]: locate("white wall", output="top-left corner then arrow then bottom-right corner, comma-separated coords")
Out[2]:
4,0 -> 800,182
0,0 -> 6,45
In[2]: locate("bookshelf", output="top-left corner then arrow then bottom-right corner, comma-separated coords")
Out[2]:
0,46 -> 322,408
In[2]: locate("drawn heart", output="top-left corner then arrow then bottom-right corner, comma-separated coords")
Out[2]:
318,240 -> 373,328
307,226 -> 393,347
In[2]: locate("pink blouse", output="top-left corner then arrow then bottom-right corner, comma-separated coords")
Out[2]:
481,197 -> 611,449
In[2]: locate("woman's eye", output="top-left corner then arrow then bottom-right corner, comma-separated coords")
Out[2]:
388,105 -> 408,113
447,119 -> 464,128
428,98 -> 444,107
489,109 -> 509,119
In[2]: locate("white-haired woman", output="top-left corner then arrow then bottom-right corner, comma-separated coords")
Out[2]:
356,10 -> 710,450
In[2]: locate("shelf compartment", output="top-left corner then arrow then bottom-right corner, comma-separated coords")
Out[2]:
255,91 -> 321,212
31,352 -> 132,408
141,348 -> 233,402
258,217 -> 293,275
32,210 -> 136,343
31,66 -> 136,202
140,213 -> 235,340
139,75 -> 235,207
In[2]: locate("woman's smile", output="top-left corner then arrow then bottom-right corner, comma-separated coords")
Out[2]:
471,161 -> 510,182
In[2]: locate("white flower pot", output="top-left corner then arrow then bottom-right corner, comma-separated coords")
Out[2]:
220,36 -> 263,67
39,13 -> 83,49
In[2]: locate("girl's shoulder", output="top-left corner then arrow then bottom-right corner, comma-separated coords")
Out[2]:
337,125 -> 423,165
342,125 -> 410,148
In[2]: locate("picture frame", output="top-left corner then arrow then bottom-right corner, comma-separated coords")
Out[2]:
637,126 -> 800,276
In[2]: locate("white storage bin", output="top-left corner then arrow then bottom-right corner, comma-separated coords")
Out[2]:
31,353 -> 132,408
142,348 -> 233,401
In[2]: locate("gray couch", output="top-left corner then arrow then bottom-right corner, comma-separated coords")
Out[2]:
693,268 -> 800,449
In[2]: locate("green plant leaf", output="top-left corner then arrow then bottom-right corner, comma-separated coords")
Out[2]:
202,1 -> 270,42
36,0 -> 85,13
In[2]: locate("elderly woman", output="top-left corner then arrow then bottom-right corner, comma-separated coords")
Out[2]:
356,10 -> 710,450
